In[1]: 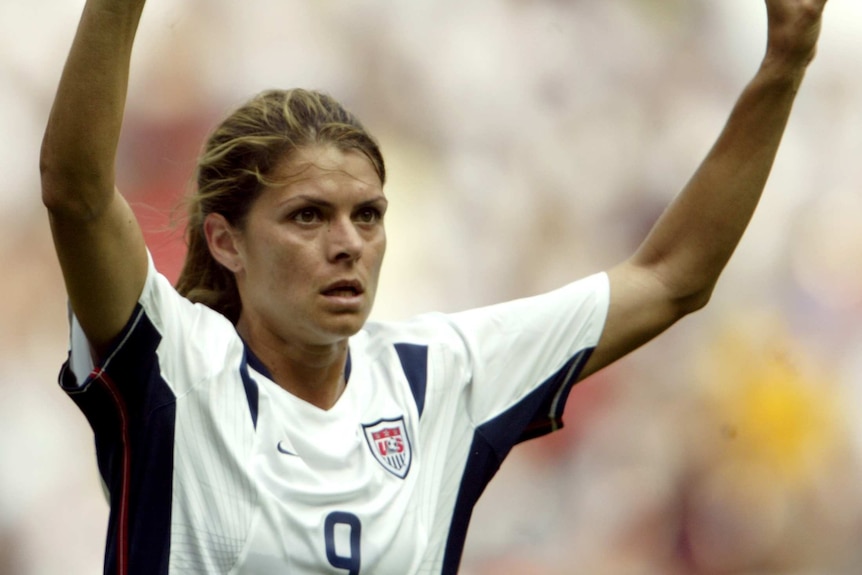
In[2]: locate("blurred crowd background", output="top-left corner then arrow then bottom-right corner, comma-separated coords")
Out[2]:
2,0 -> 862,573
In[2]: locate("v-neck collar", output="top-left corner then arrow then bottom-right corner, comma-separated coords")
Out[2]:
240,337 -> 353,387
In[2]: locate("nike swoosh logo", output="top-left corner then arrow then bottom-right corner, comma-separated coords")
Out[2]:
277,441 -> 299,456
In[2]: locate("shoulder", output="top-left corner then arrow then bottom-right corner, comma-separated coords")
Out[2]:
129,252 -> 239,375
140,253 -> 231,327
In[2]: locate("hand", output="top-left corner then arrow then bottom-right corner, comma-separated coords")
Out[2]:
764,0 -> 828,70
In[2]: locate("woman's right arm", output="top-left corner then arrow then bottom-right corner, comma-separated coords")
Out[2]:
41,0 -> 149,357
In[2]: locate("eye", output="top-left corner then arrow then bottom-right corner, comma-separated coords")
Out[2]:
290,207 -> 322,224
354,206 -> 383,224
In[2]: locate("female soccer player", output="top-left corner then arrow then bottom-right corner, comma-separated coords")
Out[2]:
40,0 -> 829,573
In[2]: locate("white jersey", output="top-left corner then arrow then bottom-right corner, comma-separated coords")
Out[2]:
61,253 -> 609,575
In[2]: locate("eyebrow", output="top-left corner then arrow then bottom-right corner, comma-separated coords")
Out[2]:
277,194 -> 388,210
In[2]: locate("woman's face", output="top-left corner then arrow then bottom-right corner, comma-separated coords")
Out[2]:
231,145 -> 387,349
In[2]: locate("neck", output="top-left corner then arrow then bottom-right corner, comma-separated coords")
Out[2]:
237,323 -> 349,410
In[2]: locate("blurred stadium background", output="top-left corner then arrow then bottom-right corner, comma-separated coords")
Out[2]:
2,0 -> 862,573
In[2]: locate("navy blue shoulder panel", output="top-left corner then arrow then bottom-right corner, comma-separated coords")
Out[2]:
394,343 -> 429,419
440,348 -> 593,574
62,305 -> 175,575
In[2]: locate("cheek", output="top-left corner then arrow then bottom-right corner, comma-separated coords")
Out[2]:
365,240 -> 386,284
267,241 -> 322,288
243,235 -> 295,285
372,233 -> 387,267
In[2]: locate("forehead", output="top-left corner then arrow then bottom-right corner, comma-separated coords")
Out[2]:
268,145 -> 383,196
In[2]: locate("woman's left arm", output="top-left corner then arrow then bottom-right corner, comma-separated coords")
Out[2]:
580,0 -> 829,380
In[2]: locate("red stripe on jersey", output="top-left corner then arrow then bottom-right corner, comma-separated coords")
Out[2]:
93,367 -> 131,575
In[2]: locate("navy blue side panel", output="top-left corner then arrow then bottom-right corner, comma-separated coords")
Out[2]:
239,353 -> 259,429
394,343 -> 428,418
128,396 -> 175,575
440,348 -> 593,574
61,306 -> 175,575
440,431 -> 500,575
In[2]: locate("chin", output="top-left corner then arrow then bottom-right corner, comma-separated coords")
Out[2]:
321,316 -> 367,340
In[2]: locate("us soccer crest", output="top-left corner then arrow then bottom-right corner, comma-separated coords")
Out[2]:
362,417 -> 412,479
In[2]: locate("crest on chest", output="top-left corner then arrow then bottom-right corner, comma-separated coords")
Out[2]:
362,416 -> 412,479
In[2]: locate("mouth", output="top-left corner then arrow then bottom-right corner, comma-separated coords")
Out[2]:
320,280 -> 365,299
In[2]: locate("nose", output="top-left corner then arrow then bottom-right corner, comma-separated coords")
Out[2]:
327,216 -> 363,262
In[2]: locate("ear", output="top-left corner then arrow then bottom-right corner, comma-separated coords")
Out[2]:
203,212 -> 244,273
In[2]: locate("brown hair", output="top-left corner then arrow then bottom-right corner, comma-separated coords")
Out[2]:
175,88 -> 385,323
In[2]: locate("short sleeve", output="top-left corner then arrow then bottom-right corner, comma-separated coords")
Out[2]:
445,272 -> 609,435
59,249 -> 237,414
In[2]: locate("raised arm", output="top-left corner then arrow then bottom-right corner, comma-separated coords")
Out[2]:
40,0 -> 149,356
580,0 -> 828,380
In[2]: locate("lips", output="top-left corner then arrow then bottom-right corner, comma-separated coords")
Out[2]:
321,280 -> 364,298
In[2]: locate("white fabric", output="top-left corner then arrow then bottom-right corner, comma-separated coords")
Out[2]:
63,253 -> 609,575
